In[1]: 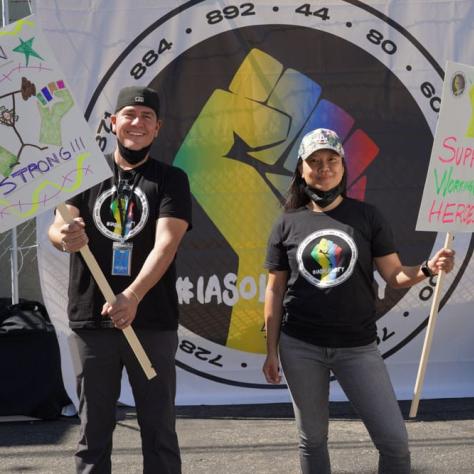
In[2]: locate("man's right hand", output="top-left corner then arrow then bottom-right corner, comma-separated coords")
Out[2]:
58,217 -> 88,253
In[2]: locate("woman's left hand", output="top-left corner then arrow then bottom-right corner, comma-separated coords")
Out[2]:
428,248 -> 455,275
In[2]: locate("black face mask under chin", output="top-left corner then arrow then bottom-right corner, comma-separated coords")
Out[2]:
117,140 -> 152,165
304,181 -> 345,209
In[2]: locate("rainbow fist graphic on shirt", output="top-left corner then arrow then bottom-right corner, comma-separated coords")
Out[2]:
311,238 -> 344,284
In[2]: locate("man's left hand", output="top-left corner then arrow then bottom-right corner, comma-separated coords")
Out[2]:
101,291 -> 139,329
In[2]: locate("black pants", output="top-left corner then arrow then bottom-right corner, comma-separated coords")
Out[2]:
72,328 -> 181,474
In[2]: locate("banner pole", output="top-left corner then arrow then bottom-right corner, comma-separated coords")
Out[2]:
409,232 -> 454,418
1,0 -> 9,28
10,226 -> 19,305
56,203 -> 157,380
2,0 -> 18,307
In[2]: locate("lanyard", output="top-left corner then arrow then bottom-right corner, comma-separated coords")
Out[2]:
113,161 -> 140,240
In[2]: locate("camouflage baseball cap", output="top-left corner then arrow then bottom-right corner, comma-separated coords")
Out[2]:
298,128 -> 345,160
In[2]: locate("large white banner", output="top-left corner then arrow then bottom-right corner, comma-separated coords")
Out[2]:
32,0 -> 474,406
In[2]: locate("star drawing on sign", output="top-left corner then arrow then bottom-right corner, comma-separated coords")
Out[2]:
13,37 -> 44,66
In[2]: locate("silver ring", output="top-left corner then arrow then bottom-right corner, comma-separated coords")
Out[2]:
61,240 -> 67,252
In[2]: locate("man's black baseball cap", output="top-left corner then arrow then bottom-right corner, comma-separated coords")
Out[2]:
114,86 -> 160,117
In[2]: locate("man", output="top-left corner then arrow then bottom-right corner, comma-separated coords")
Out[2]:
48,85 -> 191,473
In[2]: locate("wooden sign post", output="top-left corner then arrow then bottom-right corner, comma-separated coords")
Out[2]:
57,204 -> 156,380
409,232 -> 453,418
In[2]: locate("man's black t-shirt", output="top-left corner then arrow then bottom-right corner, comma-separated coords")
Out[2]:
65,155 -> 192,330
265,198 -> 396,347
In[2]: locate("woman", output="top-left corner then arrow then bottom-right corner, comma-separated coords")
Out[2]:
262,128 -> 455,474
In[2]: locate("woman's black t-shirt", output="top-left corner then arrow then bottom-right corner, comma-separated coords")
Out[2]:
264,198 -> 396,347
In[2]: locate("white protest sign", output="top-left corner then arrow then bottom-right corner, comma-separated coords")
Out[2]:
0,15 -> 112,233
411,60 -> 473,417
0,16 -> 156,379
416,61 -> 474,232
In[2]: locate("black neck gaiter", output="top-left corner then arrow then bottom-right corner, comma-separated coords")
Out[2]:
117,140 -> 152,165
304,181 -> 345,209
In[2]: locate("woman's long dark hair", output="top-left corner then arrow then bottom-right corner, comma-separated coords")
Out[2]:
283,157 -> 348,211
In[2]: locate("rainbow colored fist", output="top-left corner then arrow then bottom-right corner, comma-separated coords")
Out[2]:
175,48 -> 379,353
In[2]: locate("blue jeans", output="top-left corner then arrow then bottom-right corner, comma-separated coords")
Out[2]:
279,332 -> 410,474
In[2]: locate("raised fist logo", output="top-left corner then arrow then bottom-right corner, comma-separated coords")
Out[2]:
174,48 -> 379,353
311,238 -> 343,284
0,77 -> 73,178
36,81 -> 74,146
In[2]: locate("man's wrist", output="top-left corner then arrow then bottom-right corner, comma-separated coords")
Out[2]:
126,288 -> 141,304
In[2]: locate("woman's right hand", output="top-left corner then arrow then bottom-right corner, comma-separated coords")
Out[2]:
263,353 -> 282,384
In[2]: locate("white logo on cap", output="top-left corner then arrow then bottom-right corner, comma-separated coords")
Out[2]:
315,132 -> 328,143
134,96 -> 145,103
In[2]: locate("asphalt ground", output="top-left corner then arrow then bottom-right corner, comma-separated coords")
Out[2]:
0,398 -> 473,473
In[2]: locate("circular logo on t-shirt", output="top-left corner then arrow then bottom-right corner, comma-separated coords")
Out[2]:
297,229 -> 357,288
93,184 -> 149,241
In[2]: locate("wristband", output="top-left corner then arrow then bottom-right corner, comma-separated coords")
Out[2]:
128,288 -> 140,304
420,259 -> 435,278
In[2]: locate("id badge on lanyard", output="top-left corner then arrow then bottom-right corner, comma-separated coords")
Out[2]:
111,241 -> 133,276
111,164 -> 139,276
